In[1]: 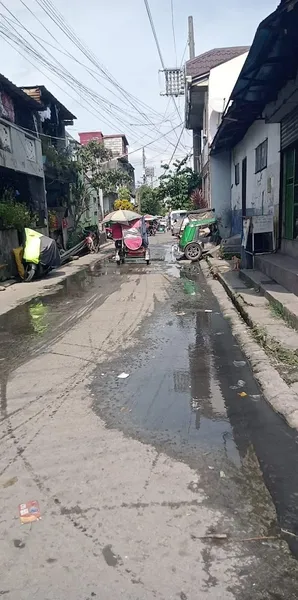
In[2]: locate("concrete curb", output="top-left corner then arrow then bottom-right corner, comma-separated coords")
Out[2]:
0,244 -> 114,317
202,258 -> 298,431
239,268 -> 298,332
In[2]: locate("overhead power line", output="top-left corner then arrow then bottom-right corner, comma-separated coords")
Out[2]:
33,0 -> 180,142
0,0 -> 189,162
168,125 -> 187,166
0,8 -> 180,154
143,0 -> 187,151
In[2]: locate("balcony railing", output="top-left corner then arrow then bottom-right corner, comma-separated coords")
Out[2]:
0,117 -> 44,179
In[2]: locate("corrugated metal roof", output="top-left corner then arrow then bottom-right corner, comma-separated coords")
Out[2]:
0,74 -> 42,110
186,47 -> 250,79
211,0 -> 298,154
21,86 -> 76,121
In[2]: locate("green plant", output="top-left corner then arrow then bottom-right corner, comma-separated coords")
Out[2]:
0,200 -> 32,230
118,187 -> 131,202
156,156 -> 201,211
43,145 -> 79,181
69,179 -> 92,230
139,185 -> 160,215
77,140 -> 132,199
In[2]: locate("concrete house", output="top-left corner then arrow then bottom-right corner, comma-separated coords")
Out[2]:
185,46 -> 249,233
210,0 -> 298,294
0,74 -> 47,222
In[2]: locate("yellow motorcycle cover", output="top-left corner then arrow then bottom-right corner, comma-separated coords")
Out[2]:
23,228 -> 42,265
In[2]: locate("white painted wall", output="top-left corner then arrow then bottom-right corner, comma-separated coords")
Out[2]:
231,120 -> 280,218
210,151 -> 231,237
208,53 -> 248,143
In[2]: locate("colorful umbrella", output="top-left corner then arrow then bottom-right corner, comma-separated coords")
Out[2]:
102,209 -> 141,224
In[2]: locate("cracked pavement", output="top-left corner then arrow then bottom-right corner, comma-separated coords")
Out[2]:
1,234 -> 298,599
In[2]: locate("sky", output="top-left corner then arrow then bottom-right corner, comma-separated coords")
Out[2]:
0,0 -> 279,183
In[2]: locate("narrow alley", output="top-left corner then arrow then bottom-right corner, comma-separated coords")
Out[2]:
1,235 -> 298,600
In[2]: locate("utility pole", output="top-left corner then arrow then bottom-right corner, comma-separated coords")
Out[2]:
188,16 -> 200,172
142,147 -> 147,185
188,16 -> 195,60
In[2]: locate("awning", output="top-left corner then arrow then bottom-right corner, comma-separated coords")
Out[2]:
211,0 -> 298,154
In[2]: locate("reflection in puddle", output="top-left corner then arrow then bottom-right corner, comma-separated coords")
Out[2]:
29,301 -> 49,335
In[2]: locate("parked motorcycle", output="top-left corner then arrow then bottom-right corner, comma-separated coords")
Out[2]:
83,226 -> 100,253
13,228 -> 61,282
85,231 -> 100,253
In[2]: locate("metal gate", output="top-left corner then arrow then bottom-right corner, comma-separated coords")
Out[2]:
281,107 -> 298,150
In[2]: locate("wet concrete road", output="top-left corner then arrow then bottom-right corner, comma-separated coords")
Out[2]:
1,234 -> 298,599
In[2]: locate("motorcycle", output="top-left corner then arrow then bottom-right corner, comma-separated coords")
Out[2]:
105,226 -> 113,239
13,228 -> 61,282
85,231 -> 100,253
148,222 -> 157,236
83,226 -> 100,253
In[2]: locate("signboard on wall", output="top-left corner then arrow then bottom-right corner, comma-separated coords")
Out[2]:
251,215 -> 274,235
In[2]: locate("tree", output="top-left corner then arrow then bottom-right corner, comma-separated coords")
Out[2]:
156,156 -> 201,211
118,186 -> 131,201
69,179 -> 92,230
77,140 -> 132,217
139,185 -> 160,215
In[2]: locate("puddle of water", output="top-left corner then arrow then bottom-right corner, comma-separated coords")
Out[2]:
91,266 -> 298,556
0,259 -> 125,398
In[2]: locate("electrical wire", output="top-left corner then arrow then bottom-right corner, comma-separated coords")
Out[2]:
34,0 -> 179,137
142,0 -> 187,150
0,0 -> 187,163
180,40 -> 188,68
25,0 -> 185,153
0,14 -> 177,155
6,117 -> 183,165
18,0 -> 164,126
168,125 -> 188,166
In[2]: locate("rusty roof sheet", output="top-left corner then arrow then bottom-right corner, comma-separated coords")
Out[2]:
186,46 -> 250,79
21,86 -> 76,121
0,74 -> 43,110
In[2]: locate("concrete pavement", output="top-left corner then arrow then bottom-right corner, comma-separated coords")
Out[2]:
1,235 -> 298,599
204,256 -> 298,431
0,241 -> 113,317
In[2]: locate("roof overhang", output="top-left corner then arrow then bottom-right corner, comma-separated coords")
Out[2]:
0,74 -> 43,111
21,85 -> 76,122
211,0 -> 298,154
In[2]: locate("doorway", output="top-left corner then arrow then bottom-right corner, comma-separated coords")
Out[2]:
283,147 -> 298,240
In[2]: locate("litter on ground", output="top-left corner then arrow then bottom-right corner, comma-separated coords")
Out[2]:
19,500 -> 41,524
118,372 -> 130,379
233,360 -> 246,367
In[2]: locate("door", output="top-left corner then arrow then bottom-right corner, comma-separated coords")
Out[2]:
241,157 -> 247,216
283,147 -> 298,240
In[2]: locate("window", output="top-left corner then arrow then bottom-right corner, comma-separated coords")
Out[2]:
235,163 -> 240,186
255,139 -> 268,173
